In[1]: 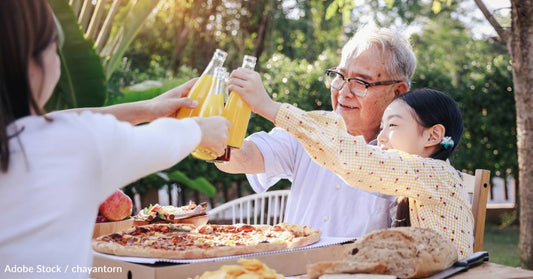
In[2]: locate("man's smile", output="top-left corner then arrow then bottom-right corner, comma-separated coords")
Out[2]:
338,102 -> 358,110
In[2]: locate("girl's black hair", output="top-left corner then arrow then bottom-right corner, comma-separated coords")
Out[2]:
0,0 -> 57,172
394,88 -> 464,161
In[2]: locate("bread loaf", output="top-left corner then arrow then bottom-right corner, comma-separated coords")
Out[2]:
307,227 -> 457,279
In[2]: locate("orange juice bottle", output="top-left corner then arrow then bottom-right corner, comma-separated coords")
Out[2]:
191,67 -> 227,161
176,49 -> 227,119
223,55 -> 257,148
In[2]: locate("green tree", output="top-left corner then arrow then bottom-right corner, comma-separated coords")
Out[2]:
410,14 -> 516,178
364,0 -> 531,269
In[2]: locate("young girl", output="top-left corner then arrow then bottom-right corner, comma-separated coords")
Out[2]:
229,69 -> 474,259
0,0 -> 229,274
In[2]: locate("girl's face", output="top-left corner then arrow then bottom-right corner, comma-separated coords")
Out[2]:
377,100 -> 439,157
28,41 -> 60,113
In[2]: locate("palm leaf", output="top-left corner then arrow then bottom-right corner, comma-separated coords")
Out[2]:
166,171 -> 217,198
47,0 -> 107,110
102,0 -> 161,79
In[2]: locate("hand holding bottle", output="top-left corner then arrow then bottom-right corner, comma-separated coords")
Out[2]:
228,68 -> 281,123
193,116 -> 231,157
150,78 -> 199,119
223,55 -> 257,149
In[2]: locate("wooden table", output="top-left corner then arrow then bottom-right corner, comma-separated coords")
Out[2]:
450,262 -> 533,278
289,262 -> 533,278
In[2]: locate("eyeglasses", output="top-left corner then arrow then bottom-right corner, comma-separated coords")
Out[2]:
324,69 -> 402,97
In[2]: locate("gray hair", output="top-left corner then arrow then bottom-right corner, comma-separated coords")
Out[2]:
341,25 -> 417,87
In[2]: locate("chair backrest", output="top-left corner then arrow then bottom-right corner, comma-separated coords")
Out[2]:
208,190 -> 290,225
461,169 -> 491,252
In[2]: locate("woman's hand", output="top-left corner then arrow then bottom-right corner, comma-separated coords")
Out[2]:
193,116 -> 231,156
57,79 -> 201,125
148,78 -> 199,119
228,68 -> 281,123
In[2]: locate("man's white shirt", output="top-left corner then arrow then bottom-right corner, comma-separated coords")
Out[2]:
246,127 -> 397,237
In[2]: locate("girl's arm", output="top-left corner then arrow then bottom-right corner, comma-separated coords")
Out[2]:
228,68 -> 457,203
274,104 -> 459,204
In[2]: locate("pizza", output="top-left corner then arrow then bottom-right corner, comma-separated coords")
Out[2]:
133,202 -> 207,225
92,223 -> 321,259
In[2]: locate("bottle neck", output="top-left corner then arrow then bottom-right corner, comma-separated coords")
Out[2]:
204,58 -> 226,75
241,55 -> 257,70
207,69 -> 226,96
242,63 -> 255,70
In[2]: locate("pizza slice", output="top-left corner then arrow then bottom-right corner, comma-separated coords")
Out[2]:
134,202 -> 207,225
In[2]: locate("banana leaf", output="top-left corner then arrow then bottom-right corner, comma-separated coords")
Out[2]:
102,0 -> 161,79
46,0 -> 107,110
166,171 -> 217,198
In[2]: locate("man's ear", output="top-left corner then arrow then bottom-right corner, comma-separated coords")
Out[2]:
425,124 -> 445,148
394,82 -> 409,97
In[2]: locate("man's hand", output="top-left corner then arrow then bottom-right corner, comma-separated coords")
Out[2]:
228,69 -> 281,123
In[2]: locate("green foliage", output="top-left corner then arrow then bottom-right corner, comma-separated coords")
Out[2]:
124,172 -> 167,195
47,0 -> 107,110
102,0 -> 161,79
260,50 -> 337,112
109,0 -> 516,201
326,0 -> 355,26
411,12 -> 516,177
120,0 -> 343,74
123,170 -> 216,198
499,211 -> 518,229
166,171 -> 216,198
107,67 -> 196,105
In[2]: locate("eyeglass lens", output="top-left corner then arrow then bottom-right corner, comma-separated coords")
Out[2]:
326,71 -> 366,97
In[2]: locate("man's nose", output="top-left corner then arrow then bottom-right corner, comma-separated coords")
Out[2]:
338,81 -> 354,97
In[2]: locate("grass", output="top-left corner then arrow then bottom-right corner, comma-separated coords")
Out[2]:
483,223 -> 520,267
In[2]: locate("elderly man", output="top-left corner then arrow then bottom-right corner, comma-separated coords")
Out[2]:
216,26 -> 416,237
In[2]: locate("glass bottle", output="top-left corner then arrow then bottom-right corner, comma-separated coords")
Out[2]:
191,67 -> 227,161
222,55 -> 257,149
210,70 -> 232,163
176,49 -> 228,119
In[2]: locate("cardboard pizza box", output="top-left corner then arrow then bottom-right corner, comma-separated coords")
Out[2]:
90,240 -> 353,279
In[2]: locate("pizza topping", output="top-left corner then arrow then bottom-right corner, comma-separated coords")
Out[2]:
93,223 -> 321,259
135,202 -> 208,224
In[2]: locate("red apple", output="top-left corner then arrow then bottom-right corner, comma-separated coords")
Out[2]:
99,189 -> 133,221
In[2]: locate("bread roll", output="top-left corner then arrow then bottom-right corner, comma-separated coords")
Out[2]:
307,227 -> 457,279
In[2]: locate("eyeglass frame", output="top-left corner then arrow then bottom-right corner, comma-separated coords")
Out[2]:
324,68 -> 403,97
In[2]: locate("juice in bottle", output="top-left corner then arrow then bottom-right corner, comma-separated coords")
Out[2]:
209,71 -> 232,163
176,74 -> 213,118
223,55 -> 257,148
191,67 -> 226,161
176,49 -> 227,119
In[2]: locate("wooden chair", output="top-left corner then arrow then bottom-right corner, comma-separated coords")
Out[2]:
462,169 -> 491,252
208,190 -> 290,225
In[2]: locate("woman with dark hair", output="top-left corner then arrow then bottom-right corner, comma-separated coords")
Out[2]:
0,0 -> 229,273
228,68 -> 473,259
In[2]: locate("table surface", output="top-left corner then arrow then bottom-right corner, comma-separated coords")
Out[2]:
289,262 -> 533,279
450,262 -> 533,278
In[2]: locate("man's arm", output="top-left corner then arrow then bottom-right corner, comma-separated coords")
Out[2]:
57,79 -> 198,125
215,140 -> 265,174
